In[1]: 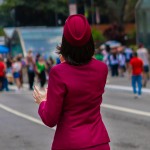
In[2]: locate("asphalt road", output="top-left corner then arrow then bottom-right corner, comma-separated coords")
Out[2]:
0,87 -> 150,150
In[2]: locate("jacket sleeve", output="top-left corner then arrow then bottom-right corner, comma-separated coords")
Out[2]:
38,67 -> 66,127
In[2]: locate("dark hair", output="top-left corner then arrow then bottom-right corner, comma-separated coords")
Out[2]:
138,43 -> 144,48
133,52 -> 138,57
112,53 -> 117,59
57,35 -> 95,65
17,57 -> 21,62
105,44 -> 111,53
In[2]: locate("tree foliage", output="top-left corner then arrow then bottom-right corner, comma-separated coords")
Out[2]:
1,0 -> 68,14
0,0 -> 68,26
0,27 -> 5,36
124,0 -> 138,22
95,0 -> 138,24
0,0 -> 138,26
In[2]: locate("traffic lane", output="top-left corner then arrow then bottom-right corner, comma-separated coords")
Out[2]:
1,89 -> 150,122
0,100 -> 150,150
1,89 -> 150,120
1,92 -> 150,150
101,107 -> 150,150
103,89 -> 150,112
0,108 -> 54,150
1,90 -> 150,127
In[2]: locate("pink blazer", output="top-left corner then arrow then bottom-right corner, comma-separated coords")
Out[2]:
38,58 -> 110,149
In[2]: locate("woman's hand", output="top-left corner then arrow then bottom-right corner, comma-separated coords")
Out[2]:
33,86 -> 47,105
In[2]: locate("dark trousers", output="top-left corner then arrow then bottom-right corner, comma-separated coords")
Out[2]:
28,71 -> 35,90
0,77 -> 3,91
39,70 -> 46,88
111,64 -> 119,77
0,77 -> 9,91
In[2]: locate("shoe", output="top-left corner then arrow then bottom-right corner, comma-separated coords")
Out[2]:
137,95 -> 142,99
134,94 -> 138,99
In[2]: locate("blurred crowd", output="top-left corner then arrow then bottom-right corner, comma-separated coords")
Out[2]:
95,43 -> 150,87
0,50 -> 55,92
0,43 -> 150,92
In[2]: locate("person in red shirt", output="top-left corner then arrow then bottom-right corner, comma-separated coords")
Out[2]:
0,55 -> 6,91
130,52 -> 143,98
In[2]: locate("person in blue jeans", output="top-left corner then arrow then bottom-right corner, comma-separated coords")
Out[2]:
132,75 -> 142,96
130,52 -> 143,98
2,77 -> 9,91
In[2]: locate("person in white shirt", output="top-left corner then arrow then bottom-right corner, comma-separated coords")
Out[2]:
137,44 -> 149,87
118,46 -> 126,77
12,57 -> 22,91
124,47 -> 133,74
109,51 -> 119,77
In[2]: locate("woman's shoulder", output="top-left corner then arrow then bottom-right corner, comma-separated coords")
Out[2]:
92,58 -> 108,67
49,62 -> 67,72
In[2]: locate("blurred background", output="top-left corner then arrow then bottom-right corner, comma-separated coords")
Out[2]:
0,0 -> 150,150
0,0 -> 139,58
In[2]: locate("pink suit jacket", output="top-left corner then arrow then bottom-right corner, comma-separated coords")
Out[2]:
38,58 -> 110,150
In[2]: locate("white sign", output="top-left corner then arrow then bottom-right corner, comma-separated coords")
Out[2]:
0,36 -> 5,45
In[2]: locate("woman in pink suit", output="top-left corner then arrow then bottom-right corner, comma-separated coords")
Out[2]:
33,14 -> 110,150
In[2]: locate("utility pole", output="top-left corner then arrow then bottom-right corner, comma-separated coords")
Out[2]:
69,0 -> 77,15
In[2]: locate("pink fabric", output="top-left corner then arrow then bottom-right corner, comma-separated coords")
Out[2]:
52,143 -> 110,150
63,14 -> 91,46
38,58 -> 110,150
84,143 -> 110,150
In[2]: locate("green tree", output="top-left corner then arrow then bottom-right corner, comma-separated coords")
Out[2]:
1,0 -> 68,14
124,0 -> 138,22
0,27 -> 5,36
42,0 -> 68,25
0,0 -> 68,26
95,0 -> 138,24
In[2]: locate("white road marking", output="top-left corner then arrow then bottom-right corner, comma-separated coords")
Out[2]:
102,104 -> 150,117
106,85 -> 150,94
0,103 -> 44,125
0,102 -> 150,131
0,103 -> 56,130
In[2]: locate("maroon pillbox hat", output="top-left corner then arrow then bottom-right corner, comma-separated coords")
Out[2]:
63,14 -> 91,46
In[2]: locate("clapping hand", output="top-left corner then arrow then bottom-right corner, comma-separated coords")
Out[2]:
33,86 -> 47,105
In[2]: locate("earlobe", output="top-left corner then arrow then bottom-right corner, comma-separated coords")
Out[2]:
59,55 -> 65,63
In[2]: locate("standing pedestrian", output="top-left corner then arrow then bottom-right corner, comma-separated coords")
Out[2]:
118,47 -> 126,77
0,55 -> 6,91
137,44 -> 149,87
33,14 -> 110,150
109,51 -> 119,77
46,57 -> 54,73
0,55 -> 9,91
124,47 -> 133,74
95,46 -> 104,62
101,45 -> 109,65
12,57 -> 22,91
129,52 -> 143,98
36,56 -> 47,89
26,50 -> 36,90
46,57 -> 54,81
17,54 -> 24,87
